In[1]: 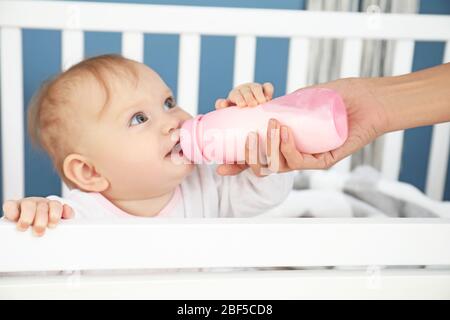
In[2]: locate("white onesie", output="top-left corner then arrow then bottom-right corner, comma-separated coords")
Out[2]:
48,164 -> 295,219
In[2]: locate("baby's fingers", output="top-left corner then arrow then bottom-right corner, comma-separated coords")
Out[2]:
32,202 -> 49,237
2,200 -> 20,222
262,82 -> 274,101
228,90 -> 246,107
17,200 -> 37,231
215,98 -> 229,109
48,200 -> 63,228
62,204 -> 74,219
250,84 -> 268,105
239,87 -> 258,107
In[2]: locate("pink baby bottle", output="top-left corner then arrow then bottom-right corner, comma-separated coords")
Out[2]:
180,88 -> 348,164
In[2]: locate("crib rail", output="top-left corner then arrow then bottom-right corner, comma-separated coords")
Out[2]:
1,1 -> 450,39
2,269 -> 450,299
1,218 -> 449,273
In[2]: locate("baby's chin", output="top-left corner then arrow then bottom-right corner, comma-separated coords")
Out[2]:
166,157 -> 195,178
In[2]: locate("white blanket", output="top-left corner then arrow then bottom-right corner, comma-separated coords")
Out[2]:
260,166 -> 450,219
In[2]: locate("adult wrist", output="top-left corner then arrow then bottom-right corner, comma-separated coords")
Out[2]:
367,63 -> 450,133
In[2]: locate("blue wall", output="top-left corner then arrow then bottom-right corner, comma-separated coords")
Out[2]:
1,0 -> 449,211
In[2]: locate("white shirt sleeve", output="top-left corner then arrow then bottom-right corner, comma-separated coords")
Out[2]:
212,166 -> 295,218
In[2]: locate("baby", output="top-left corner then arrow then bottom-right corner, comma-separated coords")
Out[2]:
2,54 -> 295,236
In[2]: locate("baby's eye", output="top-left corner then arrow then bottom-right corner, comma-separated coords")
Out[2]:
130,112 -> 149,126
163,97 -> 176,110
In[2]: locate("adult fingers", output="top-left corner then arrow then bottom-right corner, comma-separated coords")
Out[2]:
280,126 -> 338,169
216,164 -> 247,176
266,119 -> 285,173
245,132 -> 268,177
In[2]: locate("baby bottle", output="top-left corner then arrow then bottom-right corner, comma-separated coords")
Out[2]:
179,88 -> 348,164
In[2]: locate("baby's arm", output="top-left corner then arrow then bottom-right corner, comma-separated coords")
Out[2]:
215,166 -> 295,218
2,197 -> 73,236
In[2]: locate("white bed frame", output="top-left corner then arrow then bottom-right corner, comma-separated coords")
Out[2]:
0,0 -> 450,299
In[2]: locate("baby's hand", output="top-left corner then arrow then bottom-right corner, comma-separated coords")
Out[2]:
215,82 -> 274,109
2,197 -> 74,236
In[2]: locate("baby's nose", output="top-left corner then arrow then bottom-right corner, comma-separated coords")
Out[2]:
162,116 -> 181,135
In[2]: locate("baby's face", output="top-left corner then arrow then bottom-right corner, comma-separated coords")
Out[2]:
74,62 -> 194,200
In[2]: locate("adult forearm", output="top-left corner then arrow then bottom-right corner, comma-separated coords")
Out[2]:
367,62 -> 450,133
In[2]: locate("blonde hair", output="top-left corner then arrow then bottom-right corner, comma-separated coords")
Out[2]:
28,54 -> 138,188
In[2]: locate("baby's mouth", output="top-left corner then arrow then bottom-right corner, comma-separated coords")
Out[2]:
165,141 -> 183,159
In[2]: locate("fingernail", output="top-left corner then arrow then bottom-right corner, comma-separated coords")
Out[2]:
281,126 -> 288,142
270,119 -> 276,128
48,223 -> 56,229
17,222 -> 28,231
33,230 -> 44,237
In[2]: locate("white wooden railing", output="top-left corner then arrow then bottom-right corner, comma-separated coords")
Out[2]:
1,218 -> 450,273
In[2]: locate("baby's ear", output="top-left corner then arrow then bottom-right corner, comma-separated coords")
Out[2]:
63,154 -> 109,192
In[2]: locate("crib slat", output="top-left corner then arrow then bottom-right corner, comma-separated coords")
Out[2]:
1,218 -> 449,272
177,33 -> 200,116
62,30 -> 83,70
425,41 -> 450,200
444,40 -> 450,63
426,123 -> 450,200
340,38 -> 363,78
332,38 -> 363,173
1,28 -> 25,201
380,131 -> 405,181
61,30 -> 84,198
286,37 -> 310,93
380,40 -> 414,180
121,31 -> 144,63
233,35 -> 256,86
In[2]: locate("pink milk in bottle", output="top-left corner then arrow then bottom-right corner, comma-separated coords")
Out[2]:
179,87 -> 348,164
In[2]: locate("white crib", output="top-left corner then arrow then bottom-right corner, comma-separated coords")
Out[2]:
0,0 -> 450,299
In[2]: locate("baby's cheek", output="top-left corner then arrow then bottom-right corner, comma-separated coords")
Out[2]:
109,158 -> 166,194
112,139 -> 156,162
